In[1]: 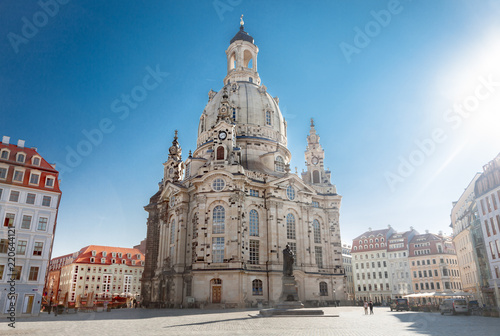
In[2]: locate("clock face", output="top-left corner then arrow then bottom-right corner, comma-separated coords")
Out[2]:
218,131 -> 227,140
312,156 -> 319,165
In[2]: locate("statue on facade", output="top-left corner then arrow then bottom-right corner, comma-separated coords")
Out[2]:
282,244 -> 294,277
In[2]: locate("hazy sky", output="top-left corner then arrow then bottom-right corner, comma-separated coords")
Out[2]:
1,0 -> 500,257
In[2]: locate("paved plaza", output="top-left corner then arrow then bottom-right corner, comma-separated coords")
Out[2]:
1,307 -> 499,336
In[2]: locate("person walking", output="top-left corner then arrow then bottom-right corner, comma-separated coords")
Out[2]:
363,301 -> 368,315
369,300 -> 374,315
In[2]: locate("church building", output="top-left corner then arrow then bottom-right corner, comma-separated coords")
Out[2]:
141,20 -> 345,308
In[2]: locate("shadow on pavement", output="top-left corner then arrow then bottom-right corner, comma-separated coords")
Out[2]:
163,316 -> 254,328
16,308 -> 260,323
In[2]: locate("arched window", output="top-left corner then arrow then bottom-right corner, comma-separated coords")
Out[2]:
216,146 -> 224,160
265,111 -> 271,126
313,170 -> 320,184
249,210 -> 259,236
319,282 -> 328,296
275,156 -> 285,172
244,50 -> 253,68
313,219 -> 321,244
286,213 -> 296,240
170,219 -> 176,244
213,206 -> 225,234
252,279 -> 263,296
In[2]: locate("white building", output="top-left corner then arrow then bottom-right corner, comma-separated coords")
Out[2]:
0,136 -> 61,316
387,229 -> 417,299
141,21 -> 345,308
341,243 -> 354,301
474,153 -> 500,306
351,227 -> 395,304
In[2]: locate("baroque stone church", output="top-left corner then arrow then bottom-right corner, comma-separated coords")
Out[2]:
141,20 -> 345,308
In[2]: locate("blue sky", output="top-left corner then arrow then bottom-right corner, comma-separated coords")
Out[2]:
1,0 -> 500,257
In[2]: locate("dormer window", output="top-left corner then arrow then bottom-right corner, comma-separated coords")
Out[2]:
265,111 -> 271,126
16,153 -> 25,163
127,253 -> 131,259
102,251 -> 107,257
112,252 -> 116,258
92,250 -> 96,256
137,254 -> 141,260
122,259 -> 126,264
275,156 -> 285,172
45,176 -> 55,188
29,172 -> 40,185
101,258 -> 106,263
111,259 -> 116,264
32,156 -> 41,166
132,260 -> 136,265
90,257 -> 95,263
0,150 -> 9,160
118,252 -> 122,258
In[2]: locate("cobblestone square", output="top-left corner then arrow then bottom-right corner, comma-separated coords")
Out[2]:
2,307 -> 499,336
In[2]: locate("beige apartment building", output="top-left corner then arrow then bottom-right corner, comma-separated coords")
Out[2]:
45,245 -> 144,305
409,233 -> 462,294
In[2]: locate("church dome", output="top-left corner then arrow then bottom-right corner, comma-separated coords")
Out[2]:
196,22 -> 287,149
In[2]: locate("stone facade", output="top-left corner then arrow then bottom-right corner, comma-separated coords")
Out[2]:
141,23 -> 345,308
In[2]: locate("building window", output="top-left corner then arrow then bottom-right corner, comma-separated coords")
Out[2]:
9,190 -> 20,202
16,153 -> 25,163
42,196 -> 51,207
315,246 -> 323,268
275,156 -> 285,172
313,219 -> 321,244
46,177 -> 55,188
13,266 -> 22,280
491,218 -> 497,235
286,185 -> 295,200
252,279 -> 263,295
4,213 -> 15,227
185,163 -> 190,179
33,242 -> 43,256
21,215 -> 31,229
0,150 -> 8,159
312,201 -> 319,208
32,157 -> 40,166
212,178 -> 225,191
26,193 -> 36,204
286,213 -> 296,239
249,209 -> 259,236
265,111 -> 271,126
212,205 -> 225,234
170,219 -> 176,244
29,173 -> 40,185
13,170 -> 24,182
16,240 -> 27,255
0,239 -> 8,253
37,217 -> 48,231
249,240 -> 259,264
212,237 -> 225,263
0,265 -> 4,280
249,189 -> 259,197
0,167 -> 7,179
28,267 -> 39,281
319,282 -> 328,296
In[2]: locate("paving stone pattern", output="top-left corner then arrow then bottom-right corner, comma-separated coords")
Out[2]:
1,307 -> 498,336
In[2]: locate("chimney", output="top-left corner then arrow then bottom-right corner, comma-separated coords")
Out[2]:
17,139 -> 25,148
438,230 -> 443,236
425,229 -> 429,234
2,136 -> 10,145
368,227 -> 372,232
410,226 -> 414,231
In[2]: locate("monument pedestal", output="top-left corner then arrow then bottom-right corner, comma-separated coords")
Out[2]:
259,275 -> 324,316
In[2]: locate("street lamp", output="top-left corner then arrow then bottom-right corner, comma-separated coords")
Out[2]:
333,288 -> 337,307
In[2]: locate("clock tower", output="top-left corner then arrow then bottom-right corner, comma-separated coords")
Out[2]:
302,118 -> 332,186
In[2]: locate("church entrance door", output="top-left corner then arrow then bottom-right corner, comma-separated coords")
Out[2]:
212,286 -> 221,303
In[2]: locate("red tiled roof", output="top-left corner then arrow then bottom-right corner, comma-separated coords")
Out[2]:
74,245 -> 144,266
0,141 -> 61,193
